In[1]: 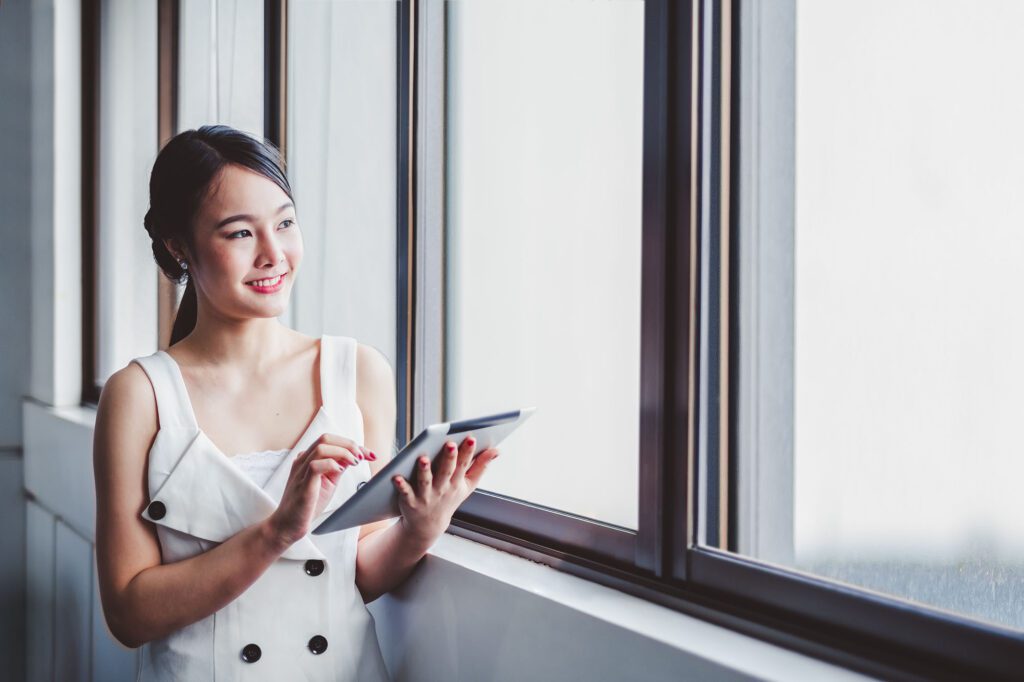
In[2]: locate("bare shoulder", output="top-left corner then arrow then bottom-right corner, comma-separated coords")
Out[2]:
354,343 -> 395,403
93,361 -> 159,473
354,343 -> 397,470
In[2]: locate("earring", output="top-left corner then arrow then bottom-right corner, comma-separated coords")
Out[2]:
179,260 -> 188,271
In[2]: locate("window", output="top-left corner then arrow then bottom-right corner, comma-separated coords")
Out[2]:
443,0 -> 645,529
287,0 -> 399,371
84,0 -> 160,401
425,0 -> 1024,677
177,0 -> 264,136
724,0 -> 1024,634
97,0 -> 160,378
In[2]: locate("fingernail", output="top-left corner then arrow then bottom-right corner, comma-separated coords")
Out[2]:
447,442 -> 456,451
368,451 -> 377,460
467,436 -> 476,445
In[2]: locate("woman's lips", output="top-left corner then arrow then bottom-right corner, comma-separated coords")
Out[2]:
245,272 -> 287,293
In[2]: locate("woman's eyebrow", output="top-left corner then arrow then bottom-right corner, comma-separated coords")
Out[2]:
214,202 -> 294,230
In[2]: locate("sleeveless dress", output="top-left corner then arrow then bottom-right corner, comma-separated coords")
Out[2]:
129,334 -> 391,681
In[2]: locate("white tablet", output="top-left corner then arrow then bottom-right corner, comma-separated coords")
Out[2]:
312,406 -> 537,534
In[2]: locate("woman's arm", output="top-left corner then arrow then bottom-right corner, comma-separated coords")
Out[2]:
353,344 -> 418,602
353,345 -> 498,603
94,364 -> 361,648
93,365 -> 286,647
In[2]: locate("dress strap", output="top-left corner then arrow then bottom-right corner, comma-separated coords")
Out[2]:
321,335 -> 358,423
130,352 -> 200,431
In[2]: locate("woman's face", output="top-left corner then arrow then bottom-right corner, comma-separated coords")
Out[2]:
180,163 -> 302,320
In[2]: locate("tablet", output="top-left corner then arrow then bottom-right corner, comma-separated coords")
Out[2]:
312,406 -> 537,534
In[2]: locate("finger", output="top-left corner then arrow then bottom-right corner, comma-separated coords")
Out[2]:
308,458 -> 342,477
314,432 -> 362,453
308,434 -> 368,462
302,458 -> 341,492
465,448 -> 499,488
393,475 -> 416,507
435,441 -> 458,484
455,435 -> 477,472
415,455 -> 433,493
307,443 -> 359,468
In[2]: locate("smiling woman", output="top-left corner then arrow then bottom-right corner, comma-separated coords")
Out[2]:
142,125 -> 300,345
90,124 -> 501,681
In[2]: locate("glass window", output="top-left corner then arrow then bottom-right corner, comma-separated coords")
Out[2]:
444,0 -> 645,529
728,0 -> 1024,631
96,0 -> 159,383
178,0 -> 264,135
287,0 -> 398,369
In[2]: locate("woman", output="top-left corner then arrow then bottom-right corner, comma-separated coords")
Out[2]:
92,124 -> 498,680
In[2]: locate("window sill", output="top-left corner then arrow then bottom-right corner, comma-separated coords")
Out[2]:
367,532 -> 871,681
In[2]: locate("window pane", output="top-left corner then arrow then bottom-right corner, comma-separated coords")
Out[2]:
178,0 -> 264,135
287,0 -> 398,368
444,0 -> 645,528
96,0 -> 159,382
730,0 -> 1024,631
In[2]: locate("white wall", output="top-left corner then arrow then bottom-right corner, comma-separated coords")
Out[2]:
1,0 -> 35,678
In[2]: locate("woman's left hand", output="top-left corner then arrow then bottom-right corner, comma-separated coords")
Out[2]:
391,435 -> 499,545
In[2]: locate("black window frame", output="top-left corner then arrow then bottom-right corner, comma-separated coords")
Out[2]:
396,1 -> 1024,680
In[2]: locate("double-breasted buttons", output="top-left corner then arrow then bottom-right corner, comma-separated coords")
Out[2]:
308,635 -> 328,655
147,501 -> 166,520
240,643 -> 262,663
304,559 -> 325,576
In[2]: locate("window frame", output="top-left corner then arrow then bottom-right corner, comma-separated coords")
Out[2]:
82,0 -> 101,406
399,0 -> 1024,679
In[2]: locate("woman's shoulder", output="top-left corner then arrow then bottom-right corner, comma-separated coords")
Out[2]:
94,361 -> 160,464
352,341 -> 395,414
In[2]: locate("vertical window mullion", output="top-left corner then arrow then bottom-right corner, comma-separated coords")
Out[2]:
81,0 -> 100,405
396,0 -> 417,445
637,0 -> 670,575
263,0 -> 287,155
156,0 -> 179,350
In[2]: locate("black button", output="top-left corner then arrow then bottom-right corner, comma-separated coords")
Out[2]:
147,501 -> 166,520
241,643 -> 261,663
308,635 -> 328,655
357,481 -> 366,490
304,559 -> 325,576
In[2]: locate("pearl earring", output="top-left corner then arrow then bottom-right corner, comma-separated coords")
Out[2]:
179,260 -> 188,271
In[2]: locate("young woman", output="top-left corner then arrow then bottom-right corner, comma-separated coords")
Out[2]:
92,124 -> 499,681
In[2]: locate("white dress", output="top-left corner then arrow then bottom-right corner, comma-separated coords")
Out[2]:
129,334 -> 391,681
230,448 -> 291,489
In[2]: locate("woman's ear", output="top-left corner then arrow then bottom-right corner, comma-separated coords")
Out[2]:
163,238 -> 188,264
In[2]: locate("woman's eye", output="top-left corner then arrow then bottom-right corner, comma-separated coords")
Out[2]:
227,220 -> 292,239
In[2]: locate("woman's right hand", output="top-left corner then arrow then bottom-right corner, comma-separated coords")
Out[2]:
266,434 -> 378,548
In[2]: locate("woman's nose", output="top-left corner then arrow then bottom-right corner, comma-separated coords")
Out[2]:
257,232 -> 287,266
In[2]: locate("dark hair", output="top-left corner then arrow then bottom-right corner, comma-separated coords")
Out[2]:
143,124 -> 294,346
